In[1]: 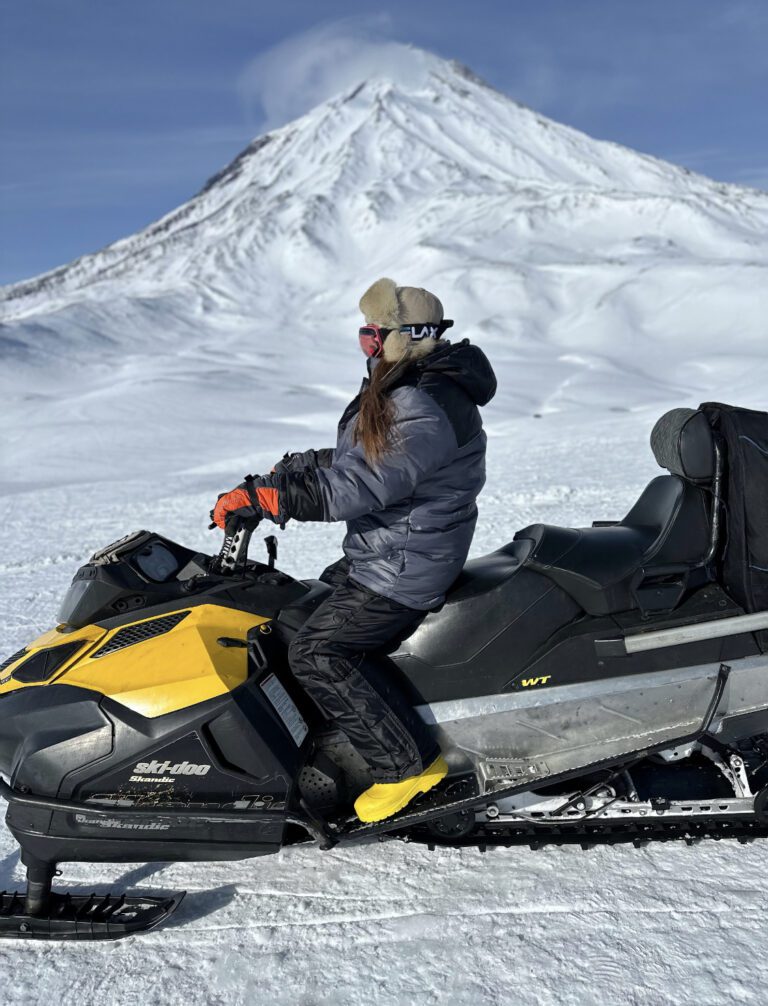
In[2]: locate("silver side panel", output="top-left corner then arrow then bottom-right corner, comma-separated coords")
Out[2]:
417,655 -> 768,786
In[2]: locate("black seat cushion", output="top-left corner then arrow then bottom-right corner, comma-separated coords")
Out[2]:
514,475 -> 712,616
392,541 -> 582,701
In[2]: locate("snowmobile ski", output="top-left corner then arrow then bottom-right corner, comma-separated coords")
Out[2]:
0,872 -> 184,942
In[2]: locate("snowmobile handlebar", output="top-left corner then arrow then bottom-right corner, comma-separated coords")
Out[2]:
213,512 -> 261,575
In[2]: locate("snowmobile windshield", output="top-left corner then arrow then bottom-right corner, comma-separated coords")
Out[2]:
57,578 -> 95,626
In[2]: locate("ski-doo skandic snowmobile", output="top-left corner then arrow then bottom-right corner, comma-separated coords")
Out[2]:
2,401 -> 768,940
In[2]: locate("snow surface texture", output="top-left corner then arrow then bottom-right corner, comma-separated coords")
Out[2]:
1,47 -> 767,1005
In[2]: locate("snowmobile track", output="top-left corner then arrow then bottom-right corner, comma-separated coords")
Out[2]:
409,813 -> 768,852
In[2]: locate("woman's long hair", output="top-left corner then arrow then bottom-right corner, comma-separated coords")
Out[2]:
353,358 -> 405,464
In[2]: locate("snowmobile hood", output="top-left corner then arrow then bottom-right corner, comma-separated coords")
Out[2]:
415,339 -> 497,407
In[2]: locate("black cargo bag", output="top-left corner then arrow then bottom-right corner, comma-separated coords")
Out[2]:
700,401 -> 768,615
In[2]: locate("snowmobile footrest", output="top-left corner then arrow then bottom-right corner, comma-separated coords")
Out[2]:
0,888 -> 185,940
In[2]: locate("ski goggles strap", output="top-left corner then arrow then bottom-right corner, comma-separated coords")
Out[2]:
358,320 -> 454,358
399,319 -> 453,341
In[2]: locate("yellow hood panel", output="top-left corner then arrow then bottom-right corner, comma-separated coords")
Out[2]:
1,605 -> 269,718
0,622 -> 107,690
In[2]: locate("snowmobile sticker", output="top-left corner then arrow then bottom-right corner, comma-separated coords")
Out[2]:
75,815 -> 171,831
231,795 -> 286,810
132,760 -> 211,776
261,673 -> 309,746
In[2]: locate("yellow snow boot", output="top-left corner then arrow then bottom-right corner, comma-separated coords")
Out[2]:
354,755 -> 449,823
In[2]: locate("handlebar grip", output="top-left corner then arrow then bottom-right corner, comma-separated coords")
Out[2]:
213,511 -> 261,575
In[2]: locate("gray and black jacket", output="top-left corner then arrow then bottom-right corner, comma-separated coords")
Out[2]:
276,339 -> 497,610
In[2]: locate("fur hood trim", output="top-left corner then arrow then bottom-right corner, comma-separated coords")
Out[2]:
382,330 -> 440,362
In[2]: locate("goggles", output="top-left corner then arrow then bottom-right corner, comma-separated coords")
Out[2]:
358,320 -> 454,358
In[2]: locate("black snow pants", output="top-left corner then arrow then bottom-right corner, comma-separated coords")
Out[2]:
288,564 -> 439,783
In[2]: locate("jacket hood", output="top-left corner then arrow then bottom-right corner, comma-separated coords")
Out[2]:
417,339 -> 497,407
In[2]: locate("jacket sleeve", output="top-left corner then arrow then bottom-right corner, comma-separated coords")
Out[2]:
274,448 -> 335,473
279,389 -> 457,522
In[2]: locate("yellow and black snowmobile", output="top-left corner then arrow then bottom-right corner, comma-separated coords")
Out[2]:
1,402 -> 768,940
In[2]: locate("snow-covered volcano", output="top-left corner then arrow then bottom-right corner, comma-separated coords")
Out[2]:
2,48 -> 767,489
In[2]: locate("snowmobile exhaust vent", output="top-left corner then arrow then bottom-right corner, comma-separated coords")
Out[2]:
91,611 -> 190,659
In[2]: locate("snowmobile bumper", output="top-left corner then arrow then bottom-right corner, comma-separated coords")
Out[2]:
0,768 -> 328,865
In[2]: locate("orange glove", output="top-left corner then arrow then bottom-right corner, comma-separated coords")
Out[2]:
212,485 -> 281,529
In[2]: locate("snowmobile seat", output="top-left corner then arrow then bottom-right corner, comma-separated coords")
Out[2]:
275,542 -> 582,701
392,540 -> 582,701
513,408 -> 717,617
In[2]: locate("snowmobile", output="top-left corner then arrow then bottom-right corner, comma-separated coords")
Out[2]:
1,401 -> 768,941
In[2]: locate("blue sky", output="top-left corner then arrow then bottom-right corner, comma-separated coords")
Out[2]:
1,0 -> 766,285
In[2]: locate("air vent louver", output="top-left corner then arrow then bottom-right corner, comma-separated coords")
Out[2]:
92,611 -> 190,658
11,641 -> 85,683
0,648 -> 27,675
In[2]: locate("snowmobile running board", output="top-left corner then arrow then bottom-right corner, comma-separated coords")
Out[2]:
341,662 -> 737,842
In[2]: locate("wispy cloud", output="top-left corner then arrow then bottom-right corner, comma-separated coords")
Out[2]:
237,15 -> 431,130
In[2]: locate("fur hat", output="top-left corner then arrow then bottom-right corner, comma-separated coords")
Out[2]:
359,277 -> 445,363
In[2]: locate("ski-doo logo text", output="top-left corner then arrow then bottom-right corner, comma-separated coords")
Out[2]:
133,760 -> 211,776
520,675 -> 552,688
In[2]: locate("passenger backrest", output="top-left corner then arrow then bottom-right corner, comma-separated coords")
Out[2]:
514,409 -> 717,617
644,407 -> 717,568
650,408 -> 715,482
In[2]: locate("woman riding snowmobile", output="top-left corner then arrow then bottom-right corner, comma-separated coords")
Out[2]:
212,277 -> 497,822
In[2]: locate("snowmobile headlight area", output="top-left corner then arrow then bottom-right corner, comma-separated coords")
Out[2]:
0,642 -> 85,685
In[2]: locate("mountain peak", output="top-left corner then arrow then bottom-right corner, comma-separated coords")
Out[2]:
2,46 -> 766,339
